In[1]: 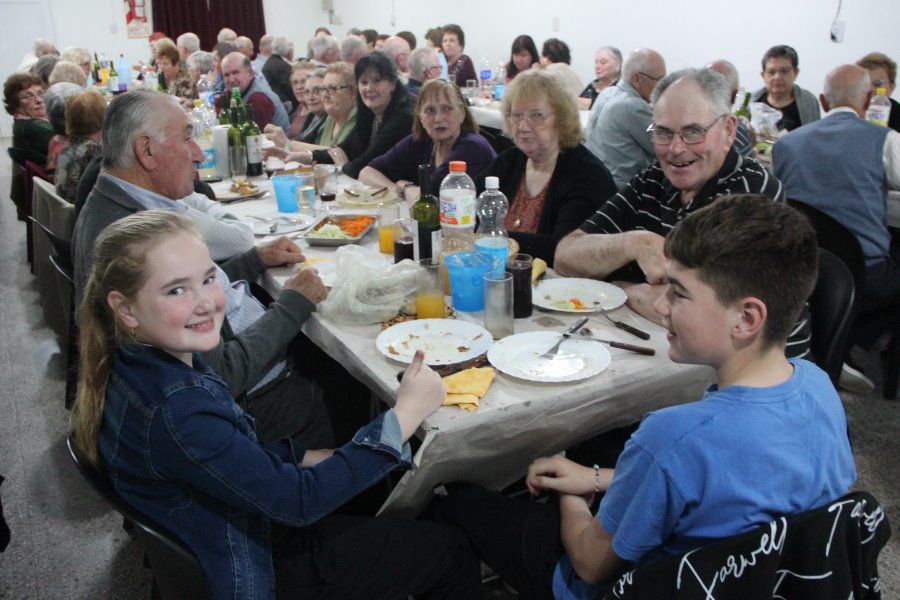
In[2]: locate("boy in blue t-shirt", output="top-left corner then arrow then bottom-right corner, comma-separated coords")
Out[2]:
435,194 -> 857,600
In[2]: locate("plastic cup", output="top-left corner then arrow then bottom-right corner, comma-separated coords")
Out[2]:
416,259 -> 446,319
272,173 -> 299,213
444,251 -> 499,312
229,145 -> 247,177
483,271 -> 514,338
379,204 -> 399,254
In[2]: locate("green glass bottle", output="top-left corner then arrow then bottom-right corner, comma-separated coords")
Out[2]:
735,91 -> 752,121
227,101 -> 246,177
412,164 -> 440,260
242,106 -> 263,177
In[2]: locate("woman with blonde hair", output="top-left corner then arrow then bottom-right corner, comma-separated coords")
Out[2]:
477,69 -> 616,263
72,209 -> 480,600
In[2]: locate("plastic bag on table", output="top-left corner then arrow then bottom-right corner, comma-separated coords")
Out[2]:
318,245 -> 423,325
749,102 -> 783,140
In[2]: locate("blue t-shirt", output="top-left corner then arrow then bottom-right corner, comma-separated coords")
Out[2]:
552,359 -> 856,600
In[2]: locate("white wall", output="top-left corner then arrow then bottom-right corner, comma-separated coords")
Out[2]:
262,0 -> 900,101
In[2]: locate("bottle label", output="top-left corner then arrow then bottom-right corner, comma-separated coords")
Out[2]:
245,135 -> 263,163
107,76 -> 118,93
866,106 -> 890,127
439,189 -> 476,227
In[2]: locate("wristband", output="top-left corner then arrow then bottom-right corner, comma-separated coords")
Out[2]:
593,464 -> 602,494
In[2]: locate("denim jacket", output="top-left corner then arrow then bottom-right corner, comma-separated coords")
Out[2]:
98,344 -> 411,599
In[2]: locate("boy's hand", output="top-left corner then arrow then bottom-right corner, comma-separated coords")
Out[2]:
527,456 -> 599,497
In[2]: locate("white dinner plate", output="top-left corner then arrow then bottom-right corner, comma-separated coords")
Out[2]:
532,278 -> 627,313
246,215 -> 314,236
376,319 -> 493,365
488,331 -> 611,383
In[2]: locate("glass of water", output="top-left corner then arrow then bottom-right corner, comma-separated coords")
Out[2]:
483,270 -> 514,338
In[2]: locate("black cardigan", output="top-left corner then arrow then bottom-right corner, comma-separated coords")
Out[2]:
311,94 -> 414,179
476,144 -> 616,265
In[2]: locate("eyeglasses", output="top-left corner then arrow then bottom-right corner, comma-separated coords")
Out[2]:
637,71 -> 663,82
321,84 -> 352,95
507,111 -> 551,125
764,67 -> 795,77
872,78 -> 893,88
18,90 -> 44,102
647,115 -> 727,146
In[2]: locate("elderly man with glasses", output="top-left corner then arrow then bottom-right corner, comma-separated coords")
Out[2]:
585,48 -> 666,189
407,47 -> 442,97
556,68 -> 811,359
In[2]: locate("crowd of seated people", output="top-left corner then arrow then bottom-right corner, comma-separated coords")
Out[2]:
5,21 -> 899,600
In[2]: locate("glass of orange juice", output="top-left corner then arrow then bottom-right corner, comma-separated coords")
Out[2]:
416,258 -> 446,319
378,204 -> 399,254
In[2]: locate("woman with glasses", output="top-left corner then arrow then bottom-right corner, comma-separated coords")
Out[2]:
266,63 -> 358,156
751,45 -> 819,132
275,52 -> 413,179
359,79 -> 495,202
4,72 -> 53,167
477,69 -> 616,264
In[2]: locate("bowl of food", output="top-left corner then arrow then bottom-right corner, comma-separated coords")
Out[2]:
301,214 -> 377,246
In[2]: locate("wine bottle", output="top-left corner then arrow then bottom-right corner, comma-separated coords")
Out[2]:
735,91 -> 751,121
412,164 -> 440,260
242,106 -> 263,177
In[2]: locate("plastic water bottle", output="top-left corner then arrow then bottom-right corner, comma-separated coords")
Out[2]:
439,161 -> 477,257
192,100 -> 218,181
117,55 -> 130,92
480,57 -> 493,94
197,75 -> 213,106
474,176 -> 509,265
493,64 -> 507,100
866,88 -> 892,126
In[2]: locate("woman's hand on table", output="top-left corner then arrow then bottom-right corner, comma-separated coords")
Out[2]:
263,124 -> 289,149
394,350 -> 446,443
526,455 -> 611,497
257,236 -> 305,267
284,268 -> 328,305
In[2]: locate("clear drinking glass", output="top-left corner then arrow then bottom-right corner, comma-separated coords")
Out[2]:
392,218 -> 415,263
483,270 -> 514,338
229,146 -> 247,177
465,79 -> 478,101
416,258 -> 446,319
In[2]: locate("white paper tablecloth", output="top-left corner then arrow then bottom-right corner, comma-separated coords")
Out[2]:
217,180 -> 712,517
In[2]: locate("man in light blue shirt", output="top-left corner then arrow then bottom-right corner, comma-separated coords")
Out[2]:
585,48 -> 666,189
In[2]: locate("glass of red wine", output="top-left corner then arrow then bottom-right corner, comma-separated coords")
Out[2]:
319,164 -> 339,209
392,218 -> 415,263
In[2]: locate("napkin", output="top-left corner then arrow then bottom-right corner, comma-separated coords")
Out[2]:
442,367 -> 495,411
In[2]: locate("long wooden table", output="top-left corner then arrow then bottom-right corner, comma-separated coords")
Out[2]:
216,178 -> 712,517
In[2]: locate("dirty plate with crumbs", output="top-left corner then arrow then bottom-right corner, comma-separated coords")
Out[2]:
532,278 -> 627,313
375,319 -> 493,365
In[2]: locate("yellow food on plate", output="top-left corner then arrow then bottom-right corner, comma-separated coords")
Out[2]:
229,179 -> 259,195
531,257 -> 547,283
443,367 -> 495,397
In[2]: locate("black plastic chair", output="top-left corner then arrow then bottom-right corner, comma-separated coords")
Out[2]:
599,491 -> 891,599
789,200 -> 900,399
66,436 -> 210,600
27,215 -> 72,266
808,249 -> 857,385
478,125 -> 515,155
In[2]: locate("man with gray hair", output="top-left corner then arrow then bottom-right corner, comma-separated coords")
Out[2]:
774,64 -> 900,303
407,47 -> 441,96
263,35 -> 296,110
220,52 -> 290,130
72,90 -> 333,446
252,34 -> 273,73
339,35 -> 366,66
18,38 -> 58,71
556,68 -> 809,357
382,36 -> 411,81
217,27 -> 237,44
310,35 -> 340,66
585,48 -> 667,189
177,32 -> 201,62
705,59 -> 753,157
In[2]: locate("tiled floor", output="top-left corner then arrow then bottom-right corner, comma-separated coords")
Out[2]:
0,141 -> 896,598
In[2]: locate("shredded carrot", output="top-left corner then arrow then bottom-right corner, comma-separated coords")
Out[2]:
335,216 -> 375,237
568,298 -> 588,310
